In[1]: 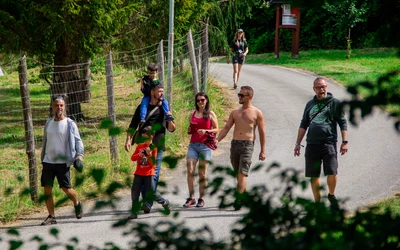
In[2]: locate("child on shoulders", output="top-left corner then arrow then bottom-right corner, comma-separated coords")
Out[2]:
140,63 -> 174,124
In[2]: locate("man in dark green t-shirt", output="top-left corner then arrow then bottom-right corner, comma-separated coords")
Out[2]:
294,77 -> 348,209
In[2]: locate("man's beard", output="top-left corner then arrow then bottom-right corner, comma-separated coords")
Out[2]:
56,112 -> 62,119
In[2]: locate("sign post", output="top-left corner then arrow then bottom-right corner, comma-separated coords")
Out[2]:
272,1 -> 301,58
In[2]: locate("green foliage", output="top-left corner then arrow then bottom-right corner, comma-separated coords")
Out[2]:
207,0 -> 268,55
324,0 -> 368,58
236,0 -> 400,54
0,0 -> 139,63
1,0 -> 399,58
111,0 -> 213,52
110,164 -> 400,250
324,0 -> 368,30
4,161 -> 400,249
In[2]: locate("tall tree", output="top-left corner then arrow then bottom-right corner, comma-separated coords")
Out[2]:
0,0 -> 138,120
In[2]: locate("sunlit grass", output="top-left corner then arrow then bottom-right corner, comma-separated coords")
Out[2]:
373,194 -> 400,216
0,64 -> 235,223
243,48 -> 399,86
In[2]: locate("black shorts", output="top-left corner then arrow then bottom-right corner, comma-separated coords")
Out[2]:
230,140 -> 254,176
305,142 -> 338,177
41,162 -> 72,188
232,54 -> 245,65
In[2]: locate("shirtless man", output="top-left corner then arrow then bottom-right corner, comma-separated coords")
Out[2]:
216,86 -> 266,210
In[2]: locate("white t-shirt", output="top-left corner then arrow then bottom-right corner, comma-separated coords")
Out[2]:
43,118 -> 68,164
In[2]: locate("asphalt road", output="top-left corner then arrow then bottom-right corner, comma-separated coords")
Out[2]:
1,63 -> 399,249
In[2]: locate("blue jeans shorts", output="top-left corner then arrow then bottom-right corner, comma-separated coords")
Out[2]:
187,142 -> 213,161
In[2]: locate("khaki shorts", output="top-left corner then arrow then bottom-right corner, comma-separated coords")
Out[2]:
230,140 -> 254,176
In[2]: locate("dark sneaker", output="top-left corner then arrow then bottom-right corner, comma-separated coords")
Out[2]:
196,198 -> 205,208
233,83 -> 238,89
142,203 -> 151,214
233,199 -> 242,211
183,198 -> 196,208
165,114 -> 174,122
128,213 -> 138,220
328,194 -> 339,210
75,201 -> 83,219
41,215 -> 57,226
162,199 -> 171,215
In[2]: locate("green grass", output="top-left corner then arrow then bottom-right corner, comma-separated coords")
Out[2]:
245,48 -> 400,86
0,63 -> 235,223
373,193 -> 400,215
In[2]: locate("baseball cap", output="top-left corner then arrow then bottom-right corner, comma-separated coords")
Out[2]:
238,28 -> 243,32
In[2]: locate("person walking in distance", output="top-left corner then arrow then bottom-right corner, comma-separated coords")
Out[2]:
183,92 -> 219,208
226,28 -> 249,89
294,77 -> 348,209
128,126 -> 170,219
216,86 -> 266,210
40,95 -> 84,225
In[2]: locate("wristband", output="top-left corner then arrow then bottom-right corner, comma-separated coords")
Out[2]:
295,143 -> 304,147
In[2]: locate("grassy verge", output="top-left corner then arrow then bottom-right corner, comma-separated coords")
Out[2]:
245,48 -> 399,86
0,65 -> 235,223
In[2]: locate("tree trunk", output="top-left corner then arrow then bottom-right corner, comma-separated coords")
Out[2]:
50,37 -> 90,121
346,28 -> 351,59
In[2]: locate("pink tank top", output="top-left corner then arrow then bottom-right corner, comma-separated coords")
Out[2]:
190,111 -> 212,143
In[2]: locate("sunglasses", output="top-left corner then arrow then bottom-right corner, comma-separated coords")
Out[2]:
196,98 -> 206,103
237,93 -> 249,98
148,71 -> 158,75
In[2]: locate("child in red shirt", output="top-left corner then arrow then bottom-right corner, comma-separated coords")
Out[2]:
128,126 -> 170,219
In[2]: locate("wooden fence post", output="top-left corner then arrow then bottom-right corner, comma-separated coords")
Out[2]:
18,56 -> 38,202
197,45 -> 201,75
201,20 -> 209,93
105,51 -> 118,166
187,29 -> 199,94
